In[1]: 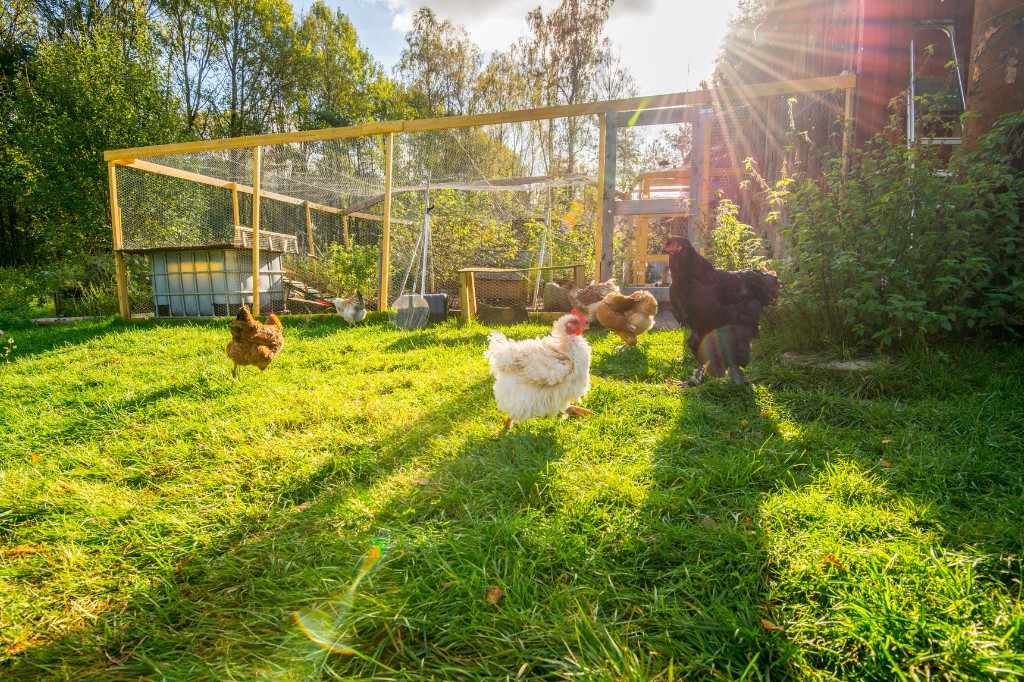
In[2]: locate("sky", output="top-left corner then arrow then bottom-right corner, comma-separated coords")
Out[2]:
291,0 -> 741,97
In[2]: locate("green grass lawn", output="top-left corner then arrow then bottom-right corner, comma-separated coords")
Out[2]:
1,315 -> 1022,680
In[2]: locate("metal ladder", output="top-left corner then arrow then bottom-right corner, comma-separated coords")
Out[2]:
907,19 -> 967,147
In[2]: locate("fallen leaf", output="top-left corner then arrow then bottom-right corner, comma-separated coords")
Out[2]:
882,439 -> 893,444
754,431 -> 764,439
761,618 -> 785,632
821,553 -> 844,570
486,586 -> 504,604
5,544 -> 41,557
741,517 -> 754,525
740,419 -> 748,426
880,459 -> 892,468
294,501 -> 312,511
413,476 -> 431,486
31,453 -> 41,463
701,516 -> 718,528
761,410 -> 771,417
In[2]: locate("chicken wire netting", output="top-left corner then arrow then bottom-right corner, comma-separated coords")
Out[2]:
113,117 -> 602,318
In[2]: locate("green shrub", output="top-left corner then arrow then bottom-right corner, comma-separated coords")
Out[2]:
771,111 -> 1024,349
317,243 -> 379,297
702,197 -> 770,272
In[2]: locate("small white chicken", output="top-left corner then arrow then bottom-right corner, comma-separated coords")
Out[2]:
562,279 -> 620,324
484,310 -> 594,431
332,290 -> 366,325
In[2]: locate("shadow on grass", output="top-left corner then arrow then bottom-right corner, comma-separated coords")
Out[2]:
5,376 -> 497,680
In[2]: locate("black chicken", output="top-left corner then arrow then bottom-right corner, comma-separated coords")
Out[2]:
663,236 -> 780,386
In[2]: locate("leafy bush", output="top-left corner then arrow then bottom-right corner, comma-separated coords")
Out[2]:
702,197 -> 770,272
317,244 -> 379,297
770,111 -> 1024,349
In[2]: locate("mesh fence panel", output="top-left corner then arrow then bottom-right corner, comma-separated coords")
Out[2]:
114,116 -> 605,318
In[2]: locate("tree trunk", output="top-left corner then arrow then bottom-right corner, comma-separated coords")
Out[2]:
964,0 -> 1024,147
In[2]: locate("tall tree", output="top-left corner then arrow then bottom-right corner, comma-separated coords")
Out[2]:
8,27 -> 181,262
395,7 -> 480,117
208,0 -> 296,137
506,0 -> 631,175
294,1 -> 392,128
156,0 -> 219,134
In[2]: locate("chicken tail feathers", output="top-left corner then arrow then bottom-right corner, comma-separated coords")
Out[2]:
266,310 -> 284,332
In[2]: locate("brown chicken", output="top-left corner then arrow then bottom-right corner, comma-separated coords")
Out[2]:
226,305 -> 284,377
596,290 -> 658,350
562,279 -> 620,324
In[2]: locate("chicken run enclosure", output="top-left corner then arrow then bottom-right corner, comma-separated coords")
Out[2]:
104,76 -> 856,320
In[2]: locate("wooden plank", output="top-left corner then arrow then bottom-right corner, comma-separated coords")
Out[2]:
378,132 -> 394,311
457,264 -> 584,274
600,115 -> 617,282
251,146 -> 262,316
342,215 -> 350,249
593,113 -> 606,282
108,161 -> 130,320
615,107 -> 695,127
614,199 -> 689,216
104,75 -> 858,161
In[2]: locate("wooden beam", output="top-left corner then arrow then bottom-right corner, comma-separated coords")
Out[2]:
104,75 -> 858,161
342,215 -> 350,249
115,157 -> 408,224
108,161 -> 130,320
613,199 -> 689,216
615,107 -> 694,127
251,146 -> 261,316
379,132 -> 394,312
600,115 -> 617,282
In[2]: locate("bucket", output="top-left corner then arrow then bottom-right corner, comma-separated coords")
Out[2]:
422,293 -> 449,323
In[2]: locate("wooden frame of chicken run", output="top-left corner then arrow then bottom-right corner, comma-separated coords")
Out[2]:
104,74 -> 856,321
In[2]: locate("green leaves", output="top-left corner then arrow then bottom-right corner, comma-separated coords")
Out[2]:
771,111 -> 1024,349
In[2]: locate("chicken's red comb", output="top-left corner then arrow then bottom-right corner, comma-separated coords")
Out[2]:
570,309 -> 586,322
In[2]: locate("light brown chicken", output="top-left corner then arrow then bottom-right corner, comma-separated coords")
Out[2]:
562,279 -> 620,324
596,290 -> 658,350
226,305 -> 284,377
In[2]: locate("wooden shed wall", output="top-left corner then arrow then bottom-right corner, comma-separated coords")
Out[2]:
727,0 -> 975,144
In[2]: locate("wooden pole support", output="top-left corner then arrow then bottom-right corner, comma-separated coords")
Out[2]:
305,200 -> 315,258
593,113 -> 606,282
573,264 -> 586,288
231,182 -> 240,225
343,215 -> 350,249
459,271 -> 472,320
600,115 -> 617,282
108,161 -> 130,320
251,146 -> 261,316
379,132 -> 394,311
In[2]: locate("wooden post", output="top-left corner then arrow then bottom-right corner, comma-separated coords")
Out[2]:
305,200 -> 315,258
459,271 -> 472,320
378,132 -> 394,311
573,264 -> 586,288
600,115 -> 617,282
842,86 -> 854,174
593,113 -> 607,283
251,146 -> 261,316
231,182 -> 240,226
342,215 -> 351,249
108,161 -> 130,320
688,109 -> 710,246
466,271 -> 477,319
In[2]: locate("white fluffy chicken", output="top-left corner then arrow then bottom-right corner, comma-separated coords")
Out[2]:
332,290 -> 366,325
484,310 -> 594,431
